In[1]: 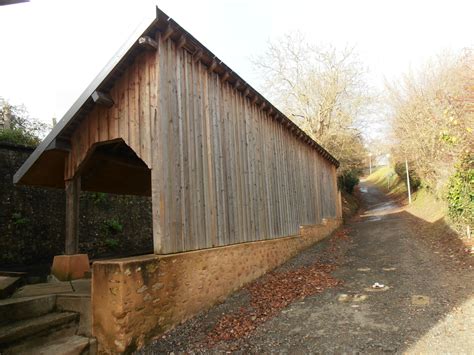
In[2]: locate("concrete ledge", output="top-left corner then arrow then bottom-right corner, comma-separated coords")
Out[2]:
92,219 -> 341,353
51,254 -> 90,281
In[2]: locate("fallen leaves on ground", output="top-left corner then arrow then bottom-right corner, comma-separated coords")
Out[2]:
205,262 -> 342,345
327,228 -> 352,258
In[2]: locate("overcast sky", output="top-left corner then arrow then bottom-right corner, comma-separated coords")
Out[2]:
0,0 -> 472,127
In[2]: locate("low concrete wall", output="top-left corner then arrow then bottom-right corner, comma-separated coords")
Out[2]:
91,218 -> 341,353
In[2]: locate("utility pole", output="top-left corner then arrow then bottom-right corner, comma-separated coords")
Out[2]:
368,153 -> 372,175
405,158 -> 412,204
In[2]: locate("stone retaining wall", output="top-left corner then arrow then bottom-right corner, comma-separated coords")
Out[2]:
91,218 -> 342,353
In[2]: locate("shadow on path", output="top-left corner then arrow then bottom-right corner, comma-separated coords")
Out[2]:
140,181 -> 473,354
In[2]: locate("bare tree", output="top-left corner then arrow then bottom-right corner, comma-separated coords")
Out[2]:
252,33 -> 372,172
386,49 -> 473,191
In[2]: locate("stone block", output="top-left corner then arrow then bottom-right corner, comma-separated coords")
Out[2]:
51,254 -> 90,281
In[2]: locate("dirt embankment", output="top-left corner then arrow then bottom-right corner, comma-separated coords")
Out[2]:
365,167 -> 473,255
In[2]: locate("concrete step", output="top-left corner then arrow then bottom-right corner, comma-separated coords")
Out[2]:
26,335 -> 95,355
57,295 -> 91,336
0,311 -> 78,347
0,276 -> 22,299
12,279 -> 91,298
0,295 -> 56,326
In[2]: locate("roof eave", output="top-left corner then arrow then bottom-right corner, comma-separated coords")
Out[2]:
13,10 -> 159,185
14,6 -> 339,186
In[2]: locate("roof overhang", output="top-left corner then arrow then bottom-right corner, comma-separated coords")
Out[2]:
14,6 -> 339,188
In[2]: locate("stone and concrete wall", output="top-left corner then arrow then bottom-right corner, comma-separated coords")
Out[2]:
91,218 -> 341,353
0,143 -> 153,267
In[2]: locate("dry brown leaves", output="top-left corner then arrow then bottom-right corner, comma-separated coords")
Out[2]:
205,262 -> 342,345
327,228 -> 352,256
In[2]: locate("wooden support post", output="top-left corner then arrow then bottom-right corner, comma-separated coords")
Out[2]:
65,176 -> 81,255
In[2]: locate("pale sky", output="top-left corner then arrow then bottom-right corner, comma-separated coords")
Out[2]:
0,0 -> 472,127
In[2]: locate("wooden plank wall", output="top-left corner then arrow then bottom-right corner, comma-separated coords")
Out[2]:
152,36 -> 338,254
63,35 -> 338,254
64,50 -> 157,180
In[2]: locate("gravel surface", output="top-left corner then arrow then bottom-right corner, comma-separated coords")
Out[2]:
139,181 -> 473,354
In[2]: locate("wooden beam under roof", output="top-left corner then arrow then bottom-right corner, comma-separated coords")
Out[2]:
176,34 -> 187,49
46,138 -> 71,152
193,49 -> 203,63
208,59 -> 218,73
161,24 -> 174,41
138,36 -> 158,50
91,91 -> 114,108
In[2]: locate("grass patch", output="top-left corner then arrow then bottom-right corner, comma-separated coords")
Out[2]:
367,167 -> 445,219
408,188 -> 446,223
365,166 -> 407,199
367,167 -> 471,248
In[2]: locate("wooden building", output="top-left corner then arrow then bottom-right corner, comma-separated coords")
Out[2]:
14,7 -> 340,255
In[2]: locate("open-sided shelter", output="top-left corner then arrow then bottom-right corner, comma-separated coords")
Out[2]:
14,7 -> 342,352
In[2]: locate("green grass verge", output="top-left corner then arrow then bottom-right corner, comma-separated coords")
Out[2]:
365,166 -> 407,198
366,166 -> 448,225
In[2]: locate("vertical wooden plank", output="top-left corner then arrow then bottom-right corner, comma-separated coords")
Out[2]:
88,108 -> 98,152
202,63 -> 217,248
158,36 -> 172,253
151,34 -> 164,254
245,102 -> 254,240
128,60 -> 139,155
175,43 -> 186,252
179,50 -> 193,250
262,109 -> 272,238
139,52 -> 151,167
168,39 -> 183,252
223,83 -> 235,244
257,109 -> 267,238
119,68 -> 130,144
65,175 -> 80,255
216,76 -> 227,246
77,116 -> 89,170
109,85 -> 119,140
194,55 -> 205,250
242,95 -> 249,242
98,106 -> 108,143
232,89 -> 242,243
250,104 -> 258,240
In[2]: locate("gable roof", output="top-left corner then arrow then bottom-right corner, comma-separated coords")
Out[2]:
14,6 -> 338,186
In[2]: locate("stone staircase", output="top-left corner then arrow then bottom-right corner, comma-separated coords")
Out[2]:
0,286 -> 95,354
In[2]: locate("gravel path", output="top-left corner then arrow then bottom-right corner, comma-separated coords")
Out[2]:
139,181 -> 473,354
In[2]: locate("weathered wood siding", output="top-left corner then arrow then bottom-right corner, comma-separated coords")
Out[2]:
64,50 -> 157,179
62,35 -> 339,254
152,36 -> 338,254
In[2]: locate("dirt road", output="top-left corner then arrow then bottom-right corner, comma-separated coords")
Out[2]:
140,181 -> 474,354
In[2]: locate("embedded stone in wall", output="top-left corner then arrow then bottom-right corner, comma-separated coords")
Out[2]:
92,218 -> 341,353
